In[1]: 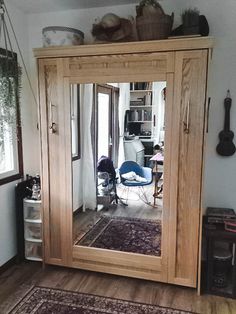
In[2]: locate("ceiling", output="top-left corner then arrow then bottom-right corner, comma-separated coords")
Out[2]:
7,0 -> 139,14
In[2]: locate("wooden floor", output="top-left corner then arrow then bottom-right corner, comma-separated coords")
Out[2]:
1,262 -> 236,314
73,183 -> 163,243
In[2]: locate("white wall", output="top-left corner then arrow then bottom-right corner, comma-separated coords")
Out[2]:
0,182 -> 18,266
5,3 -> 38,174
0,3 -> 35,266
0,0 -> 233,266
28,0 -> 236,211
191,0 -> 236,210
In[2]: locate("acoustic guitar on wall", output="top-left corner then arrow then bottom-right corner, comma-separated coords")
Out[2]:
216,90 -> 236,156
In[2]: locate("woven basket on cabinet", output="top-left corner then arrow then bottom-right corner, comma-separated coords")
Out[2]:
136,13 -> 174,41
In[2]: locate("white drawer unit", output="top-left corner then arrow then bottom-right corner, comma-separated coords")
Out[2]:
24,222 -> 42,241
25,240 -> 42,261
23,199 -> 42,261
24,199 -> 41,221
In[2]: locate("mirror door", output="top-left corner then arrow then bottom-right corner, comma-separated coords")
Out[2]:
70,77 -> 172,283
39,51 -> 174,283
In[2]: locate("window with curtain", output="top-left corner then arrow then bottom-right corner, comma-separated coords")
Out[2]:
0,48 -> 23,185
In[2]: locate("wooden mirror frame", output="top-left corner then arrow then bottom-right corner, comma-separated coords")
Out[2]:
64,68 -> 171,284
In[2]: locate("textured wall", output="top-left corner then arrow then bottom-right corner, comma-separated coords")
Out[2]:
0,2 -> 33,266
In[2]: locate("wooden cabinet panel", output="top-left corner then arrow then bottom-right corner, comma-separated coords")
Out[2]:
168,50 -> 208,287
63,52 -> 174,82
38,59 -> 72,265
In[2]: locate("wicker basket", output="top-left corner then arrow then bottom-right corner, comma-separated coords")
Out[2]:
136,13 -> 174,41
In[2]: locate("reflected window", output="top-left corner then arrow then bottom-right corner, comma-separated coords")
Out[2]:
97,93 -> 110,160
70,84 -> 80,160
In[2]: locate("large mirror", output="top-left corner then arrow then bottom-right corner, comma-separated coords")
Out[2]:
71,81 -> 166,258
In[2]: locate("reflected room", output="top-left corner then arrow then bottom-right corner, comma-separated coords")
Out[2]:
72,81 -> 166,257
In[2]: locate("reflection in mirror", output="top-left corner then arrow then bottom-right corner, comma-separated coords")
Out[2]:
72,81 -> 166,258
97,92 -> 110,159
70,84 -> 80,160
70,84 -> 81,214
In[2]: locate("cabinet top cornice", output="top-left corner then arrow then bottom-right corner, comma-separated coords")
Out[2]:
34,37 -> 213,59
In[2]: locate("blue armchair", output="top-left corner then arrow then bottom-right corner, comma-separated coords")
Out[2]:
119,161 -> 152,204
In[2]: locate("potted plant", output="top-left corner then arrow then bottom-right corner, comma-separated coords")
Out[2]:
136,0 -> 164,17
0,53 -> 22,146
136,0 -> 174,41
181,8 -> 200,35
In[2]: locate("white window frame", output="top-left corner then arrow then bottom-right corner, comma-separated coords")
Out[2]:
0,49 -> 23,185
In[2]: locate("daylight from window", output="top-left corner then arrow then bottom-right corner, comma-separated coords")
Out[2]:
0,71 -> 20,182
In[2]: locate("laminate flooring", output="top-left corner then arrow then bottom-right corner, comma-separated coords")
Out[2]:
0,262 -> 236,314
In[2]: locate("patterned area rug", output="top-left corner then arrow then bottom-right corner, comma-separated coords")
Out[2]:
76,216 -> 161,256
9,286 -> 198,314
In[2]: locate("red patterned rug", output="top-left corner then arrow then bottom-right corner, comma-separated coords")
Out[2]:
76,216 -> 161,256
9,286 -> 198,314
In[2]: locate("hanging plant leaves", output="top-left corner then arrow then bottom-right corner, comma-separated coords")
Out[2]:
0,53 -> 22,147
0,0 -> 25,168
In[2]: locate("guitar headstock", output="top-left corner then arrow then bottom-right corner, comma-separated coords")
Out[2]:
224,90 -> 232,109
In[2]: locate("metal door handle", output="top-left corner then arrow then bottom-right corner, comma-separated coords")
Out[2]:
49,122 -> 57,133
183,100 -> 190,134
206,97 -> 211,133
49,101 -> 57,134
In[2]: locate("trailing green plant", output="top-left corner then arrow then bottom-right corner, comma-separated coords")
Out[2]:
0,54 -> 22,146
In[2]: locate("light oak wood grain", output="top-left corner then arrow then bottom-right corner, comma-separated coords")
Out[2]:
168,50 -> 208,287
39,59 -> 71,265
36,39 -> 212,289
64,59 -> 172,283
198,50 -> 212,295
34,37 -> 214,59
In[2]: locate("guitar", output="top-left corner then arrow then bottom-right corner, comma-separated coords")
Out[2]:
216,90 -> 236,156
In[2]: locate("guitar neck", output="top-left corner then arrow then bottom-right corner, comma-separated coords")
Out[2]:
224,99 -> 231,131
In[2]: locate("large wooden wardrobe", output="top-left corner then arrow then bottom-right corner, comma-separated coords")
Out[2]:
34,37 -> 213,290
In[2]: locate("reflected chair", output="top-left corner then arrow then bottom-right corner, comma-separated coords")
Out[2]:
97,156 -> 127,208
119,160 -> 152,205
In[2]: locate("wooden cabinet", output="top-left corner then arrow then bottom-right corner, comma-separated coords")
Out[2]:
38,58 -> 72,266
168,50 -> 208,287
34,38 -> 213,288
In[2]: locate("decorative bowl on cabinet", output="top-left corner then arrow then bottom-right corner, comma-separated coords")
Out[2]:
42,26 -> 84,47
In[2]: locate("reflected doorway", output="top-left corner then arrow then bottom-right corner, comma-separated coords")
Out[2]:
96,84 -> 119,165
